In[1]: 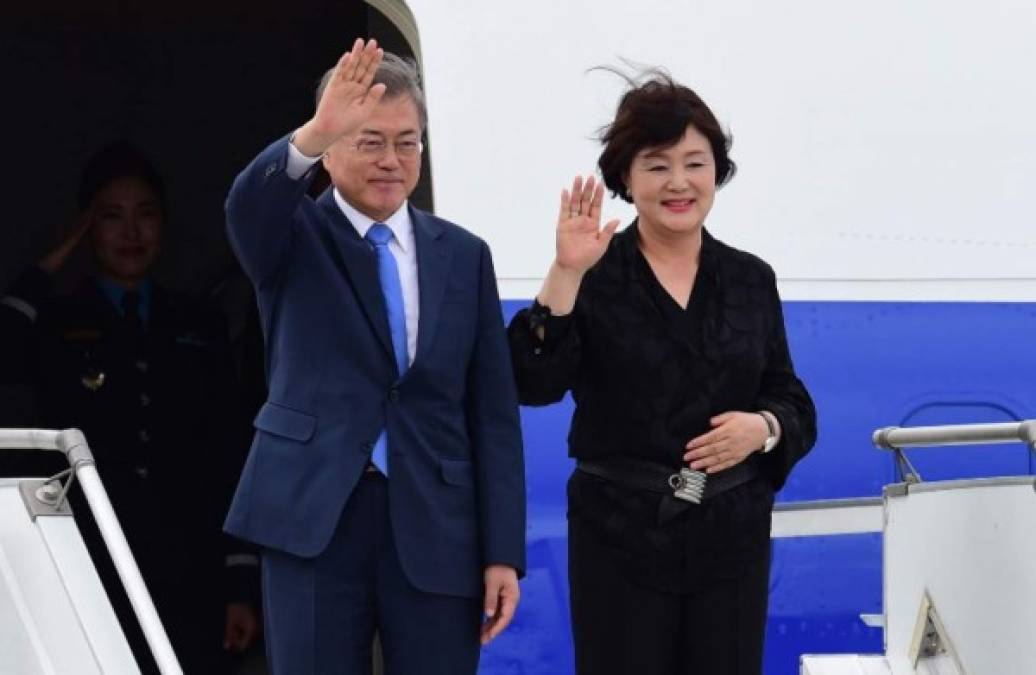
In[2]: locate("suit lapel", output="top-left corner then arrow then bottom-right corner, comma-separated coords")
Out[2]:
316,190 -> 394,360
411,206 -> 452,367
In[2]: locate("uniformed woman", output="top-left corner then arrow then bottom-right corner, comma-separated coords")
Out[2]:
0,142 -> 258,673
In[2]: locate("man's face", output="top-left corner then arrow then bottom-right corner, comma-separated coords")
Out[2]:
323,95 -> 423,222
88,175 -> 163,286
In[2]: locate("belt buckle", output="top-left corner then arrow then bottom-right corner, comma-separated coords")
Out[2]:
669,468 -> 706,504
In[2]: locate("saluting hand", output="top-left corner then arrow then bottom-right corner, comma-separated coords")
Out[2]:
554,175 -> 621,275
683,412 -> 770,473
294,38 -> 387,157
38,210 -> 92,275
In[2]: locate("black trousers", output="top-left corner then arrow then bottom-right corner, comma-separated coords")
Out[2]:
568,515 -> 770,675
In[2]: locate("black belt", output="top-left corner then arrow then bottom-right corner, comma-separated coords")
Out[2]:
576,457 -> 759,504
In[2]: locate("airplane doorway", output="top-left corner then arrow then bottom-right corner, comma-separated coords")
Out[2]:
0,3 -> 427,674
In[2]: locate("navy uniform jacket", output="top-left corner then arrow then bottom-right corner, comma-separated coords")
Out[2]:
0,267 -> 253,673
223,135 -> 526,598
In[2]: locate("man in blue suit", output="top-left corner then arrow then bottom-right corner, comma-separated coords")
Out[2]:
223,39 -> 525,674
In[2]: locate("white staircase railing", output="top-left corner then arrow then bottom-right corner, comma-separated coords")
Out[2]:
0,428 -> 182,675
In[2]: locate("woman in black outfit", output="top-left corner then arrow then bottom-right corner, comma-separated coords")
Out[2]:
507,73 -> 817,674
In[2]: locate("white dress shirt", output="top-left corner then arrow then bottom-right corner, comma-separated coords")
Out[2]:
286,141 -> 420,365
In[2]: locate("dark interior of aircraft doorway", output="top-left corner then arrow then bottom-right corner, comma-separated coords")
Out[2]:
0,2 -> 421,673
0,1 -> 430,419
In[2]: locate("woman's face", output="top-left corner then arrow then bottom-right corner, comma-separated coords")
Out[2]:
88,175 -> 163,286
626,124 -> 716,238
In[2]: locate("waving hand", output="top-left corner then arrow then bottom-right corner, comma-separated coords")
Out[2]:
534,175 -> 620,317
294,38 -> 387,156
555,175 -> 621,274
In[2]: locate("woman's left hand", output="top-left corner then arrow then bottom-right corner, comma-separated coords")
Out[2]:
683,412 -> 769,473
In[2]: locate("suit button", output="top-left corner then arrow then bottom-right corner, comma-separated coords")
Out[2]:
362,441 -> 374,453
388,389 -> 400,403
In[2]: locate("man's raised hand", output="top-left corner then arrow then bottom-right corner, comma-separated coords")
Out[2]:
294,38 -> 387,157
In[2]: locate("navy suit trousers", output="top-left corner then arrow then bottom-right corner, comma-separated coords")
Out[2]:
261,473 -> 482,675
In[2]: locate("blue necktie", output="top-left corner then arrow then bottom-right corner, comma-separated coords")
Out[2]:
365,223 -> 408,476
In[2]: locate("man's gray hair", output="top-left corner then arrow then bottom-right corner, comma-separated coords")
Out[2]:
316,52 -> 428,131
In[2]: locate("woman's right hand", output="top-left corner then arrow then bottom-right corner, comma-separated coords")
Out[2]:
38,211 -> 91,275
555,175 -> 621,274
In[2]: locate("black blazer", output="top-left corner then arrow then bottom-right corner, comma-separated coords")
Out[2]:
508,222 -> 816,590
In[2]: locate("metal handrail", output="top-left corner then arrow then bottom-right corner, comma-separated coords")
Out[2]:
873,420 -> 1036,450
0,428 -> 62,451
0,428 -> 183,675
872,420 -> 1036,484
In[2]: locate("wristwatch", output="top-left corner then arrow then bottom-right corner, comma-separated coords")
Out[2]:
758,411 -> 778,454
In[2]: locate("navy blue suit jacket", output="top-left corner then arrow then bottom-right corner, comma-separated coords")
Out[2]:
223,136 -> 525,598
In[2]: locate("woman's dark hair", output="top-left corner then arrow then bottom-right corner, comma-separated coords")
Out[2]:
77,141 -> 166,211
597,69 -> 736,202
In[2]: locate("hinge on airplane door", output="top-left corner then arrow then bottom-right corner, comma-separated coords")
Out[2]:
909,591 -> 967,674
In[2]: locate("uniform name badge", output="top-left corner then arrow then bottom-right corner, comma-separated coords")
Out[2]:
81,369 -> 106,391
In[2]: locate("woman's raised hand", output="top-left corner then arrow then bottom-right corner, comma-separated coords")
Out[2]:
38,211 -> 92,275
554,175 -> 621,275
295,38 -> 387,156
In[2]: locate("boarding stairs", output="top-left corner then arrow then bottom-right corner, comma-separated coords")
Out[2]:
797,421 -> 1036,675
0,428 -> 182,674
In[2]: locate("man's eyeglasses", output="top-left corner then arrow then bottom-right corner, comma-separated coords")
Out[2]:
353,137 -> 423,159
